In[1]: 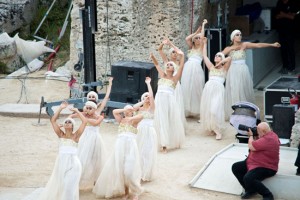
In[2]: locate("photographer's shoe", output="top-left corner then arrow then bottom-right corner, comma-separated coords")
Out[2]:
263,193 -> 274,200
296,168 -> 300,176
241,191 -> 257,199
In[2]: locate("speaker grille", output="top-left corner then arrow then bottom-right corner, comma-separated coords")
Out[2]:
272,104 -> 295,139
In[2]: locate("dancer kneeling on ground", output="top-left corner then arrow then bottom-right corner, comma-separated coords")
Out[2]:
134,77 -> 158,181
39,101 -> 87,200
200,37 -> 231,140
150,50 -> 185,153
93,105 -> 143,200
232,122 -> 280,200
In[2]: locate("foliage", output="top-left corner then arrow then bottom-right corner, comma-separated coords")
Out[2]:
0,61 -> 7,74
29,0 -> 71,67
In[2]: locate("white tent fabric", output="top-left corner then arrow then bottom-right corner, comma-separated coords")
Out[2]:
14,33 -> 55,63
6,58 -> 44,77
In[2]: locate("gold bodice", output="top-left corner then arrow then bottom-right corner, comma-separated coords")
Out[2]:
60,138 -> 78,147
118,123 -> 137,134
229,50 -> 246,60
209,68 -> 226,78
139,110 -> 154,119
158,78 -> 176,89
187,49 -> 203,58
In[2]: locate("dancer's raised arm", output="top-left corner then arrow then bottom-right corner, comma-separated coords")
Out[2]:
150,53 -> 165,78
113,108 -> 126,123
70,107 -> 87,139
243,42 -> 281,49
51,101 -> 68,137
158,39 -> 169,63
96,77 -> 113,114
173,49 -> 185,82
202,37 -> 214,70
145,77 -> 155,112
185,19 -> 207,48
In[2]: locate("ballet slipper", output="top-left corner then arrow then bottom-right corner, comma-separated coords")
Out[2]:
205,130 -> 214,136
122,194 -> 129,200
162,147 -> 168,154
132,195 -> 139,200
215,132 -> 222,140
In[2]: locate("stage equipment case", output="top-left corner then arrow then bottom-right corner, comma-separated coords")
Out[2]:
205,28 -> 227,81
111,61 -> 158,104
264,76 -> 300,122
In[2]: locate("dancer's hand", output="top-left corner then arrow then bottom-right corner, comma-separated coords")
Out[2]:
202,19 -> 208,26
145,77 -> 151,84
162,38 -> 169,45
108,77 -> 113,85
60,101 -> 68,109
69,107 -> 79,113
149,53 -> 154,60
176,49 -> 184,55
273,42 -> 281,48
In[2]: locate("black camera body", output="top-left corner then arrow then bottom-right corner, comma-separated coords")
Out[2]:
238,124 -> 258,136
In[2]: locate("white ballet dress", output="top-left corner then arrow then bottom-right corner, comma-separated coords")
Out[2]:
93,123 -> 143,198
77,123 -> 107,190
39,138 -> 82,200
181,49 -> 205,117
154,78 -> 185,150
174,73 -> 187,128
200,68 -> 226,134
136,111 -> 158,181
225,50 -> 255,119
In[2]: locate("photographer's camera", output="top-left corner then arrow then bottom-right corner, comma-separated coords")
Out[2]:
238,124 -> 258,136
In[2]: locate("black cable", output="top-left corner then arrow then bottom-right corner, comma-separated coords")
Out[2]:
105,0 -> 111,77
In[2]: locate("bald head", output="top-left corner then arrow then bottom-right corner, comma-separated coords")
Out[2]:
257,122 -> 271,137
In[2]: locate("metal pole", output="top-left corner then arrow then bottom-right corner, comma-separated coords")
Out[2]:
33,0 -> 57,36
58,3 -> 73,41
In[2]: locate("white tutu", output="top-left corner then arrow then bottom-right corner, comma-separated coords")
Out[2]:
175,82 -> 187,128
39,138 -> 82,200
200,76 -> 225,133
154,84 -> 185,149
77,125 -> 107,190
137,118 -> 158,181
93,131 -> 143,198
225,54 -> 255,120
181,54 -> 205,117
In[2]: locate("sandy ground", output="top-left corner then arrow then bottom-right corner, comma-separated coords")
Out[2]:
0,69 -> 265,200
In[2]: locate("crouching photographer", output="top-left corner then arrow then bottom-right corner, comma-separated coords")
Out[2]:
231,122 -> 280,200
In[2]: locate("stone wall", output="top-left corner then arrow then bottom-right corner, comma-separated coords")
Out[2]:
0,0 -> 39,34
69,0 -> 242,80
69,0 -> 210,79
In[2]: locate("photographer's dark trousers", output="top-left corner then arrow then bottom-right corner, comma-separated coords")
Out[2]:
232,160 -> 276,197
295,145 -> 300,168
278,30 -> 295,71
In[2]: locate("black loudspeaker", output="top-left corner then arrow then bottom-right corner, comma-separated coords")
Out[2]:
205,28 -> 227,82
111,61 -> 158,104
272,104 -> 295,139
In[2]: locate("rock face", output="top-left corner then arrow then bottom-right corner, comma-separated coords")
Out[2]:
0,32 -> 22,73
68,0 -> 209,79
291,109 -> 300,148
0,0 -> 39,34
